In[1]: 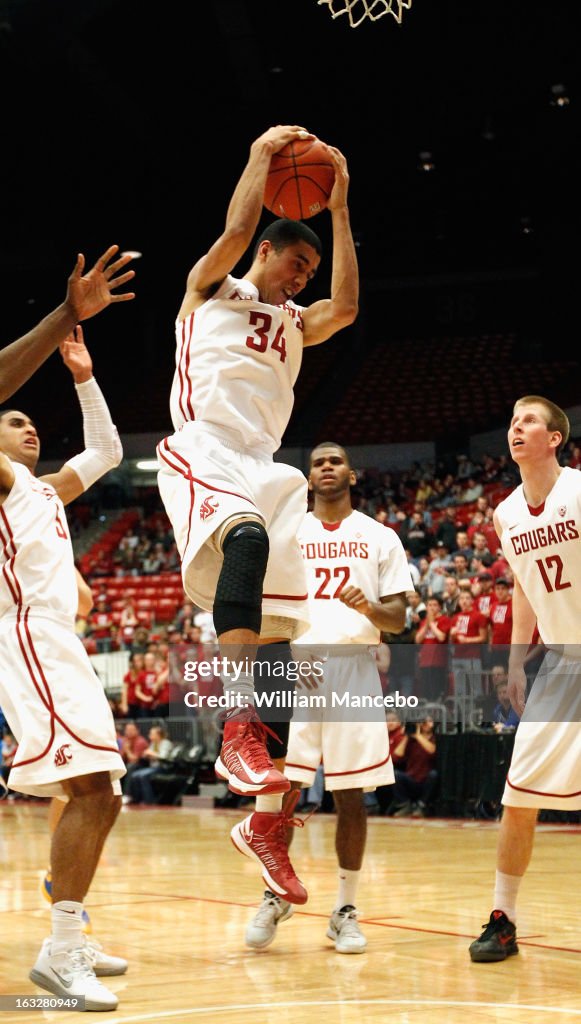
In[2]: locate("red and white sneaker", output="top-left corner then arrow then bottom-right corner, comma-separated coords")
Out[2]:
215,707 -> 290,795
230,791 -> 308,904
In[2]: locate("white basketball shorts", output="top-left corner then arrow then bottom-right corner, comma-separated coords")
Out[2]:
503,648 -> 581,810
157,422 -> 309,634
285,649 -> 394,792
0,612 -> 126,798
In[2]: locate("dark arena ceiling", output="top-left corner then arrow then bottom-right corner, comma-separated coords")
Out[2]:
0,0 -> 579,454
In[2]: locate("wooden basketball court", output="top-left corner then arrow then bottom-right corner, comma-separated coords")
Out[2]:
1,802 -> 580,1023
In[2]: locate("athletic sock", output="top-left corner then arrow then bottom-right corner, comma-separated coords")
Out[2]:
51,900 -> 84,953
335,868 -> 360,911
493,870 -> 521,924
221,671 -> 255,709
256,794 -> 283,814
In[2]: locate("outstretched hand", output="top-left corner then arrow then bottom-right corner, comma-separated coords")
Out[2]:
60,325 -> 93,384
65,244 -> 136,322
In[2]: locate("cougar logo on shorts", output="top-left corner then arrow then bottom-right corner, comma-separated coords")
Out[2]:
54,744 -> 73,767
200,496 -> 219,521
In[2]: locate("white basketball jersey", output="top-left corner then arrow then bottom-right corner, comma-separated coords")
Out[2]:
497,467 -> 581,644
170,275 -> 305,454
298,510 -> 414,644
0,461 -> 77,622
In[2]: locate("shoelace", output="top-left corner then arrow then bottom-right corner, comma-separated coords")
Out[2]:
82,937 -> 103,964
61,947 -> 97,980
254,894 -> 285,924
335,907 -> 361,934
237,719 -> 281,772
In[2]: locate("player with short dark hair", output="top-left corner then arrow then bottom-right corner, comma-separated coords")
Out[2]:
244,443 -> 413,952
157,126 -> 358,903
0,328 -> 128,1008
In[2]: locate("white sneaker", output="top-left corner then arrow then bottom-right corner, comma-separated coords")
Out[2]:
245,890 -> 294,949
29,939 -> 118,1011
83,936 -> 128,977
326,905 -> 368,954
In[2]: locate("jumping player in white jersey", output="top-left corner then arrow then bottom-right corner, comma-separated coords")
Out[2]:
469,395 -> 581,962
0,244 -> 135,403
0,327 -> 129,1010
157,125 -> 358,901
244,443 -> 413,952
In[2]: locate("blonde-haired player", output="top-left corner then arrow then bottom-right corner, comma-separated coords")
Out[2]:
245,443 -> 414,952
470,395 -> 581,962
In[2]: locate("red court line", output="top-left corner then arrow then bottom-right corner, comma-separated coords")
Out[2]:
75,890 -> 581,954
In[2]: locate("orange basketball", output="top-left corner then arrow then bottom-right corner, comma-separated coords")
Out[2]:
264,137 -> 335,220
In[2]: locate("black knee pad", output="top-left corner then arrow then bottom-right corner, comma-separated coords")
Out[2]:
213,521 -> 269,637
253,641 -> 296,758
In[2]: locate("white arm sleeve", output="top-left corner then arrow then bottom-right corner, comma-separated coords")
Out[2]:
65,377 -> 123,489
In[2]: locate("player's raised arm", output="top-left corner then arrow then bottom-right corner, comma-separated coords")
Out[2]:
302,147 -> 359,347
39,325 -> 123,505
0,246 -> 135,404
179,125 -> 314,318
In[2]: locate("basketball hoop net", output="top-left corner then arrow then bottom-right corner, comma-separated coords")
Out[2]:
318,0 -> 412,28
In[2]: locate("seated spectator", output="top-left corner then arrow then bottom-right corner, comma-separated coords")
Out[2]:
451,530 -> 474,565
142,542 -> 168,575
126,725 -> 173,805
456,454 -> 475,480
469,495 -> 490,522
390,716 -> 438,817
120,722 -> 149,797
459,476 -> 483,504
491,671 -> 520,732
435,506 -> 460,550
401,510 -> 432,559
415,478 -> 434,504
415,595 -> 451,702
